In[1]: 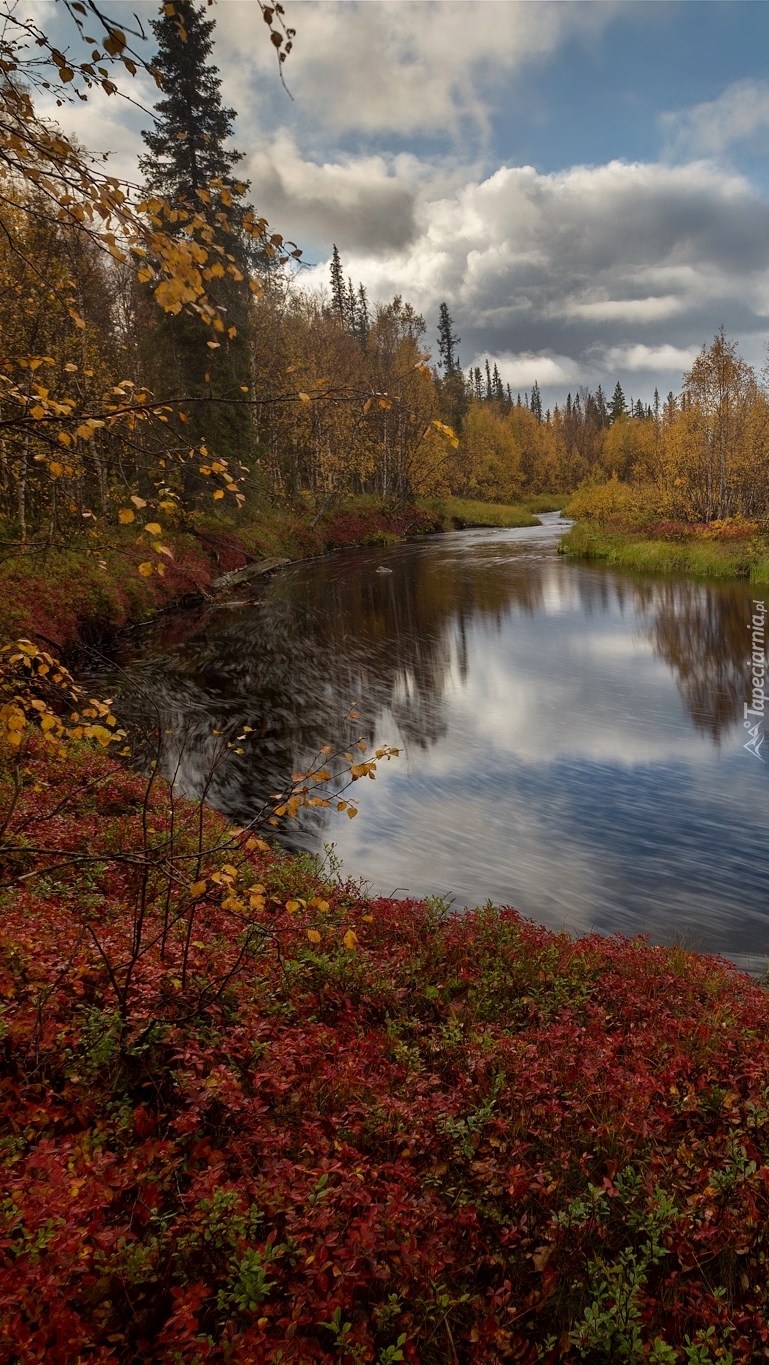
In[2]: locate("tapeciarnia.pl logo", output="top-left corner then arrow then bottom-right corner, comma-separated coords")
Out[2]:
744,598 -> 766,761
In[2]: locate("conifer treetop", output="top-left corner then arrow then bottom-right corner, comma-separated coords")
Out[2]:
140,0 -> 243,203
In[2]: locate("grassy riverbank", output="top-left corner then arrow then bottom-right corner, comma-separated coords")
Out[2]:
2,735 -> 769,1362
560,519 -> 769,585
0,496 -> 539,652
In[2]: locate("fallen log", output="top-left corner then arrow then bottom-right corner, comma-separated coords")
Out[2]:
210,557 -> 290,593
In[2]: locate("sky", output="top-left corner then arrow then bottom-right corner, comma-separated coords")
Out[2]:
32,0 -> 769,409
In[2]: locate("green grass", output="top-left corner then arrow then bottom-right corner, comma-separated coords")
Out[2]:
521,492 -> 569,514
560,522 -> 769,583
426,496 -> 539,529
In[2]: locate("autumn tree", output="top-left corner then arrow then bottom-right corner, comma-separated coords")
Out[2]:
676,328 -> 766,520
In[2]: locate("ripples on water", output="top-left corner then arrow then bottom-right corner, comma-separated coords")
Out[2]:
90,514 -> 769,960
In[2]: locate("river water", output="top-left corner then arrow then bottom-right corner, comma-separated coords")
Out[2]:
92,513 -> 769,962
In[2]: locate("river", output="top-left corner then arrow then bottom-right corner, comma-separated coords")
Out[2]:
90,512 -> 769,964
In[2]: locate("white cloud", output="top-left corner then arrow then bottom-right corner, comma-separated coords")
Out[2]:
662,79 -> 769,160
601,344 -> 699,374
470,351 -> 581,388
562,296 -> 683,323
215,1 -> 618,141
246,136 -> 422,251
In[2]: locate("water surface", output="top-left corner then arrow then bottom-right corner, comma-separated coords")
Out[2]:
94,514 -> 769,960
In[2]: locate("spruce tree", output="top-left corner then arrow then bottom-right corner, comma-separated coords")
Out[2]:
437,302 -> 460,375
356,284 -> 370,344
139,0 -> 254,469
595,383 -> 608,427
530,380 -> 542,422
610,382 -> 627,423
329,245 -> 345,322
486,360 -> 493,400
140,1 -> 242,206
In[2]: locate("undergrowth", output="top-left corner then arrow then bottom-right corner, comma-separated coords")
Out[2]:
2,742 -> 769,1362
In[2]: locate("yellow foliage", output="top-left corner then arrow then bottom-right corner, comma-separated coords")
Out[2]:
455,403 -> 523,503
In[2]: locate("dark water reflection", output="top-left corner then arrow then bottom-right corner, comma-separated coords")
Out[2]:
91,514 -> 769,960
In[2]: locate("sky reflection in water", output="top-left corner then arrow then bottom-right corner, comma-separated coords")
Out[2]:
101,515 -> 769,959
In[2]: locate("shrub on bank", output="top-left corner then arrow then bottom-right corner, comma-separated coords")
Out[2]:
2,743 -> 769,1362
0,500 -> 469,652
560,521 -> 769,584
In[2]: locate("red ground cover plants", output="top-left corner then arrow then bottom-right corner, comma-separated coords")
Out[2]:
2,738 -> 769,1363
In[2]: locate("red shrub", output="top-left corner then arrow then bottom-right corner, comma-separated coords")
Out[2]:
1,751 -> 768,1362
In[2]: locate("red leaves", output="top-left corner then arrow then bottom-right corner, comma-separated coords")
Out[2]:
2,748 -> 769,1358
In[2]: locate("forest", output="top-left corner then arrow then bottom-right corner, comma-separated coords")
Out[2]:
1,0 -> 768,559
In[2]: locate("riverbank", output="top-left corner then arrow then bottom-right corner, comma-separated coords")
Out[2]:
560,518 -> 769,584
0,496 -> 539,652
2,734 -> 769,1363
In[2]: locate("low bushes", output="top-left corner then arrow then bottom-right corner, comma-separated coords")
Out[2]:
560,522 -> 769,583
2,743 -> 769,1362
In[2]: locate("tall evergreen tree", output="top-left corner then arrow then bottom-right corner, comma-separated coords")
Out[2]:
329,245 -> 345,322
437,302 -> 460,375
139,0 -> 254,467
594,384 -> 608,427
356,284 -> 370,344
486,360 -> 493,401
140,1 -> 243,205
609,381 -> 627,424
530,380 -> 542,422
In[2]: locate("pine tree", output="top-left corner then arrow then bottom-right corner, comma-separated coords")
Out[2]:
140,1 -> 243,209
530,380 -> 542,422
330,245 -> 345,322
493,363 -> 503,401
595,384 -> 608,427
437,302 -> 460,375
486,360 -> 493,401
609,381 -> 627,424
653,387 -> 660,422
139,0 -> 254,468
356,284 -> 370,344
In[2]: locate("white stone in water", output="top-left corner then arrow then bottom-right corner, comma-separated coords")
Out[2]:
376,566 -> 393,574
